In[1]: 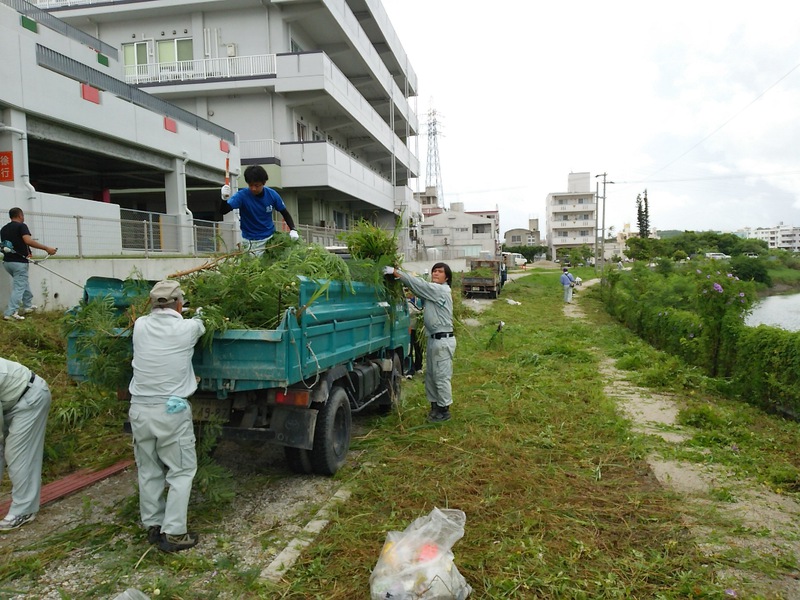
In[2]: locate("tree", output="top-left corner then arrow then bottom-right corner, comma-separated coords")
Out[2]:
625,236 -> 656,262
636,189 -> 650,238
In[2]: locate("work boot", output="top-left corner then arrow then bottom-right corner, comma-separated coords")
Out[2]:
147,525 -> 161,545
427,405 -> 451,423
158,532 -> 199,553
428,403 -> 438,419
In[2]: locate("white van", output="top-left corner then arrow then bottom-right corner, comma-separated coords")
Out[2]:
502,252 -> 527,267
705,252 -> 731,260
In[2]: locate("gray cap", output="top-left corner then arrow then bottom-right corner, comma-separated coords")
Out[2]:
150,280 -> 184,306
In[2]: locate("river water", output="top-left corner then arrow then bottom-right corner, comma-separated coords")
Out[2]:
746,293 -> 800,332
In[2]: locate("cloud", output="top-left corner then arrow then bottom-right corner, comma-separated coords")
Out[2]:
383,0 -> 800,235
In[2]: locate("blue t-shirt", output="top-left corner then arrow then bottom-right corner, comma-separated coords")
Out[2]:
227,187 -> 287,240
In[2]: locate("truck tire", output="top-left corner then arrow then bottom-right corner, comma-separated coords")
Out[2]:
284,447 -> 313,474
310,386 -> 351,475
378,353 -> 402,415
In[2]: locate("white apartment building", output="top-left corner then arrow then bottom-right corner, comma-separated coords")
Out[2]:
419,202 -> 498,260
546,172 -> 597,260
749,224 -> 800,252
35,0 -> 422,255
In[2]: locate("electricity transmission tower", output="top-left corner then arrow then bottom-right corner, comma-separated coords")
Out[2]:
425,106 -> 444,209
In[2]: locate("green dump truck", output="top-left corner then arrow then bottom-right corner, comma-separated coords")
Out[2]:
68,275 -> 410,475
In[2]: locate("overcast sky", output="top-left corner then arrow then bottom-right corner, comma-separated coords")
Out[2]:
382,0 -> 800,237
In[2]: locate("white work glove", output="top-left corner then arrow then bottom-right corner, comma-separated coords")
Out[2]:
194,307 -> 203,317
383,266 -> 396,276
221,184 -> 231,200
289,229 -> 300,241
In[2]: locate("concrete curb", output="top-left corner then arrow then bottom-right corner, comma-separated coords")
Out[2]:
260,486 -> 352,582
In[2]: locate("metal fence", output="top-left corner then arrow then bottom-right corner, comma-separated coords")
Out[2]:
23,209 -> 237,257
22,208 -> 354,258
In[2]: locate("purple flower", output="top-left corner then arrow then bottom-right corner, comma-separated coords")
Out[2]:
739,292 -> 745,297
702,289 -> 708,294
727,273 -> 733,278
696,269 -> 702,274
713,283 -> 723,293
706,275 -> 711,279
689,333 -> 694,338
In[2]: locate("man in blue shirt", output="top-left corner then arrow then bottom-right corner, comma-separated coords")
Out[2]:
220,165 -> 299,256
560,267 -> 576,303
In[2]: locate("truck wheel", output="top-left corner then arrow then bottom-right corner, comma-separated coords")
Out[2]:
310,386 -> 351,475
284,447 -> 314,474
378,353 -> 402,415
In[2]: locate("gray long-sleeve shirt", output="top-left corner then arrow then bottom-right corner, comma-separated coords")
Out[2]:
396,270 -> 453,336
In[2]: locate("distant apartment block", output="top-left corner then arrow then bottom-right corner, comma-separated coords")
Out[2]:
503,219 -> 541,247
749,224 -> 800,252
546,172 -> 597,260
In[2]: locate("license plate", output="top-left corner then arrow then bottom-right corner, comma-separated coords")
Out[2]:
191,398 -> 232,422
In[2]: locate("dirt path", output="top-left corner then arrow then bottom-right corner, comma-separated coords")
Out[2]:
568,279 -> 800,598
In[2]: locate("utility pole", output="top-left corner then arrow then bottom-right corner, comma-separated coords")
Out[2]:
594,181 -> 600,273
594,172 -> 614,270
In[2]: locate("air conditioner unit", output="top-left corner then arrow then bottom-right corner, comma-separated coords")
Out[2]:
226,43 -> 237,57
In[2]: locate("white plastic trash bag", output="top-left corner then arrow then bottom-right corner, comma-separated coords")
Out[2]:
370,507 -> 472,600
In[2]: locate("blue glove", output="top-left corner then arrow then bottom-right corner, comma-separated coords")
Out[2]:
166,396 -> 189,414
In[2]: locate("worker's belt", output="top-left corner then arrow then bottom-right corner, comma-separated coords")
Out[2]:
17,372 -> 36,403
431,332 -> 454,339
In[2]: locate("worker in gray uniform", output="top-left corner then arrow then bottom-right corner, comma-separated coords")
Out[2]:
384,263 -> 455,422
128,280 -> 205,552
0,357 -> 51,531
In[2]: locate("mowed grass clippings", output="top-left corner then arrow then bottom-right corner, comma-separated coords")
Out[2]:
283,272 -> 722,599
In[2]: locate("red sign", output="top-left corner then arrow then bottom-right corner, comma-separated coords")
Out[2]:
0,152 -> 13,182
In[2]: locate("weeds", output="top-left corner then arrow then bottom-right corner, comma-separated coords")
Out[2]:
4,268 -> 800,597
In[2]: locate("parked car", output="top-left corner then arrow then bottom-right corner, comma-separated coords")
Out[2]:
705,252 -> 731,260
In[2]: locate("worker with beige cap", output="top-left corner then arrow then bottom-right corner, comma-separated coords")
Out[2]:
128,279 -> 205,553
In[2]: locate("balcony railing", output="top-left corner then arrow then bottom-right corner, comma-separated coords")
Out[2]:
240,139 -> 281,162
125,55 -> 276,85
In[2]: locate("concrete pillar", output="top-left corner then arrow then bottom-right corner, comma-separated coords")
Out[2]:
164,156 -> 194,255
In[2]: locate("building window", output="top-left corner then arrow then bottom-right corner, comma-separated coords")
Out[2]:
511,235 -> 522,243
333,210 -> 348,230
296,121 -> 307,142
580,230 -> 589,237
431,228 -> 443,235
123,41 -> 150,71
157,38 -> 193,64
559,231 -> 568,238
291,39 -> 303,53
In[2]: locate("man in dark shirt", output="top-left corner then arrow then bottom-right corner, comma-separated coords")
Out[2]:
1,207 -> 57,321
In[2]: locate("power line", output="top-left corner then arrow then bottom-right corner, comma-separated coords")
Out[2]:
644,59 -> 800,181
616,170 -> 800,185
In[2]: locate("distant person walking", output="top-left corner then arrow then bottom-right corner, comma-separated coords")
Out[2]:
1,207 -> 57,321
0,357 -> 51,531
560,267 -> 576,303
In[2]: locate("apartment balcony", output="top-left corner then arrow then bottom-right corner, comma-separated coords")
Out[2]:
239,139 -> 281,163
551,220 -> 595,229
124,55 -> 276,85
550,203 -> 597,213
552,236 -> 595,246
280,140 -> 395,213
